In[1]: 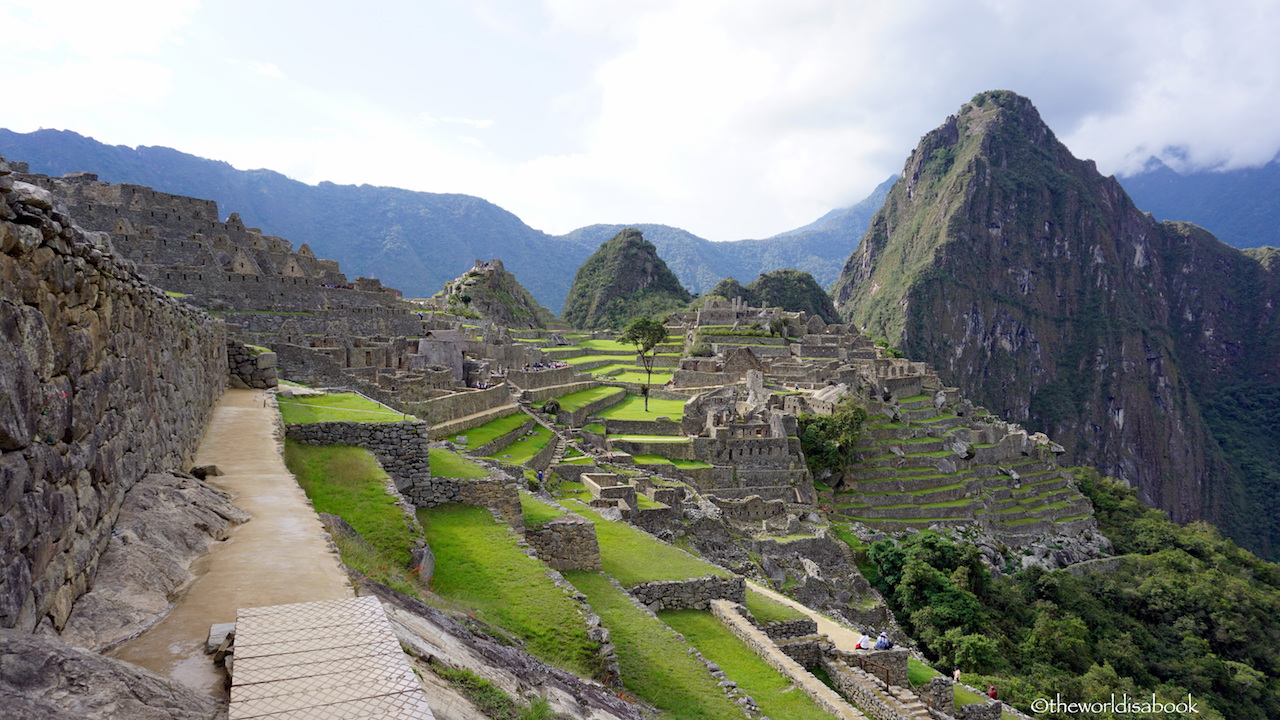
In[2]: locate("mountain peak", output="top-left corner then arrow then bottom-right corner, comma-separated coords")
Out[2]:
561,228 -> 691,329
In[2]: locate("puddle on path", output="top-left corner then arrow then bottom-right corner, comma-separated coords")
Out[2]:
110,389 -> 352,699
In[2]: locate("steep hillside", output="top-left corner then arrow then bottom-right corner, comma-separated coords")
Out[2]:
561,229 -> 692,330
832,90 -> 1280,558
1120,155 -> 1280,249
434,259 -> 555,329
708,270 -> 839,322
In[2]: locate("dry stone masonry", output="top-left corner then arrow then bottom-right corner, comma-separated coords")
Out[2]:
627,575 -> 745,611
1,155 -> 228,633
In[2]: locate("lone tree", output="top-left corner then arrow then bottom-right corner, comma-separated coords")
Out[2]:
619,316 -> 668,411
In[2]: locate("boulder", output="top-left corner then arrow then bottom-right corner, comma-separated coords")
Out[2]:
0,630 -> 225,719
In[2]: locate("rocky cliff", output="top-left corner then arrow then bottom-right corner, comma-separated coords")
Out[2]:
831,91 -> 1280,557
434,258 -> 555,329
561,228 -> 692,330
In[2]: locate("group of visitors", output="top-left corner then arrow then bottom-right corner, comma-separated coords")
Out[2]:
854,631 -> 894,650
522,361 -> 569,371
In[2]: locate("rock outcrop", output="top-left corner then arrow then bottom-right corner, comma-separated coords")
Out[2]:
0,629 -> 225,720
58,472 -> 248,651
831,91 -> 1280,557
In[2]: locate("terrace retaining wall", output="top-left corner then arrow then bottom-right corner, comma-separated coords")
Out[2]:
284,421 -> 432,492
525,513 -> 601,571
627,575 -> 744,611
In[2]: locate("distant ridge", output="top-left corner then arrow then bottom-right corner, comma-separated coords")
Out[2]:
0,128 -> 888,309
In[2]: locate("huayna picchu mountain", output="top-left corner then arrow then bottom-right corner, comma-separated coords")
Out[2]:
708,269 -> 840,323
832,90 -> 1280,558
561,228 -> 692,330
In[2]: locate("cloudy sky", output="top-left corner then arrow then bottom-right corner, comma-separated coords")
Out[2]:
3,0 -> 1279,240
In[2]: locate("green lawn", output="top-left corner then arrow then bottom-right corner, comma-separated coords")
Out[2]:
661,610 -> 835,720
566,572 -> 746,720
744,589 -> 807,624
429,448 -> 490,479
460,413 -> 528,450
486,423 -> 554,465
278,392 -> 412,423
609,435 -> 692,443
602,370 -> 675,384
554,386 -> 626,412
630,454 -> 712,469
282,442 -> 418,592
578,339 -> 638,352
908,658 -> 942,686
520,492 -> 564,528
564,501 -> 728,586
418,504 -> 601,677
595,395 -> 687,421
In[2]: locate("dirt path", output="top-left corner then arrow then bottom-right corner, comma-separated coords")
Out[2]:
110,388 -> 352,698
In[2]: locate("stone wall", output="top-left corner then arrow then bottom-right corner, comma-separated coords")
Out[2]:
954,698 -> 1001,720
1,162 -> 228,632
227,340 -> 278,389
525,514 -> 602,571
472,417 -> 535,457
557,390 -> 626,427
709,494 -> 787,521
627,575 -> 744,611
506,366 -> 582,391
821,657 -> 914,720
414,383 -> 512,425
709,600 -> 863,719
283,421 -> 431,492
761,617 -> 818,640
406,472 -> 523,529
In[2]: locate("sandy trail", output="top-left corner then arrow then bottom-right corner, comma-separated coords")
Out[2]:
110,388 -> 351,698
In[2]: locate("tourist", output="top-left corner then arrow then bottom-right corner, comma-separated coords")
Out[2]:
856,632 -> 873,650
953,667 -> 961,683
874,631 -> 893,650
987,686 -> 998,700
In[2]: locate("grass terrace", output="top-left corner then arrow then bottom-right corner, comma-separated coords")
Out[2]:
577,338 -> 638,352
428,448 -> 490,479
486,423 -> 554,465
550,386 -> 627,412
608,435 -> 692,443
595,394 -> 687,421
744,588 -> 807,624
282,442 -> 418,593
566,571 -> 745,720
277,392 -> 413,424
519,492 -> 564,528
563,501 -> 728,586
630,455 -> 712,470
418,504 -> 601,677
458,413 -> 528,450
661,610 -> 835,720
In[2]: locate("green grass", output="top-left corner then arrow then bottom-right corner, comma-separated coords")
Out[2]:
744,589 -> 806,624
418,504 -> 600,676
460,413 -> 528,450
603,370 -> 675,384
908,658 -> 942,686
487,423 -> 553,465
955,684 -> 988,707
634,494 -> 667,510
278,392 -> 412,423
565,501 -> 728,586
429,448 -> 490,479
558,481 -> 593,503
520,492 -> 564,528
609,435 -> 691,443
163,290 -> 187,297
283,442 -> 417,585
566,572 -> 745,719
554,386 -> 626,412
595,395 -> 687,421
661,610 -> 835,720
578,339 -> 638,352
433,665 -> 559,720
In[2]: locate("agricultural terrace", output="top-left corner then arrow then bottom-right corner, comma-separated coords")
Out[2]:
277,392 -> 414,423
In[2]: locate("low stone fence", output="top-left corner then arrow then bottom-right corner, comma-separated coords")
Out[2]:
528,431 -> 560,472
776,636 -> 826,668
832,647 -> 910,688
919,677 -> 954,717
558,389 -> 627,427
525,381 -> 598,403
417,383 -> 511,425
227,340 -> 278,388
628,575 -> 744,611
407,473 -> 522,529
630,505 -> 680,534
525,513 -> 601,571
602,419 -> 683,436
954,696 -> 1001,720
285,421 -> 431,492
610,439 -> 698,460
506,366 -> 582,391
709,494 -> 787,521
761,618 -> 817,640
472,417 -> 535,457
710,601 -> 863,719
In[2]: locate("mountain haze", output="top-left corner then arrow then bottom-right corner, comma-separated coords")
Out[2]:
832,90 -> 1280,558
0,128 -> 885,310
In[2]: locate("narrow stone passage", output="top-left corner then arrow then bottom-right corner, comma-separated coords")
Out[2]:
110,388 -> 352,699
